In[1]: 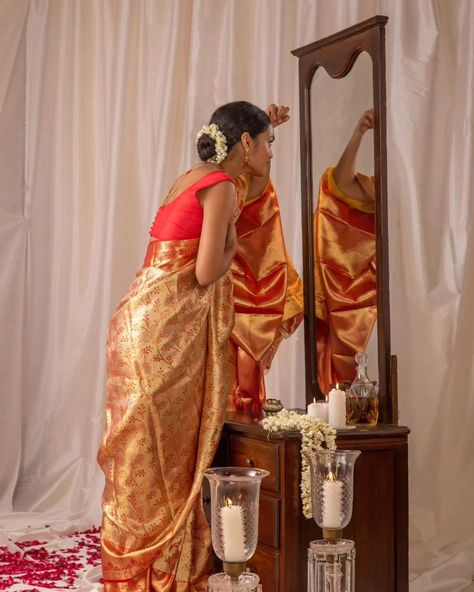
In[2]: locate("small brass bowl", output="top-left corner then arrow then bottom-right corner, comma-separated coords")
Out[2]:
262,398 -> 284,414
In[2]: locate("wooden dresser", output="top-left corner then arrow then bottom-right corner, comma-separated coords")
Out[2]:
213,412 -> 409,592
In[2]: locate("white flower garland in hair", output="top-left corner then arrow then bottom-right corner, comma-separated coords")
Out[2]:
261,409 -> 337,519
196,123 -> 228,164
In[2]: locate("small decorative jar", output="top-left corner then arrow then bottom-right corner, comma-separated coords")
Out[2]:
262,398 -> 284,415
348,352 -> 379,426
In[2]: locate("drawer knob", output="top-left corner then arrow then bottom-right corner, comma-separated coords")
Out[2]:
245,458 -> 255,467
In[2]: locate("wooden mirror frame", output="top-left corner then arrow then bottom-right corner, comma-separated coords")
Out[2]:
292,16 -> 398,424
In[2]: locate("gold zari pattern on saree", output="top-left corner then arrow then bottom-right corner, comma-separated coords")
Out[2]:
98,238 -> 234,591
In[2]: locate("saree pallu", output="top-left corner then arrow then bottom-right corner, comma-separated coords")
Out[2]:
229,176 -> 303,412
314,167 -> 376,395
98,238 -> 234,591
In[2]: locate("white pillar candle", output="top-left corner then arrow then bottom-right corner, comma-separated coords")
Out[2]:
307,397 -> 329,422
328,384 -> 346,428
322,473 -> 343,528
221,501 -> 246,562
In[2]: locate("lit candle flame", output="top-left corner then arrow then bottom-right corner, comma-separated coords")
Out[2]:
313,396 -> 316,404
224,497 -> 232,508
327,471 -> 336,482
325,395 -> 328,403
336,382 -> 340,390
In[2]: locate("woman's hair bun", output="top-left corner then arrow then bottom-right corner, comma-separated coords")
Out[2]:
197,133 -> 217,162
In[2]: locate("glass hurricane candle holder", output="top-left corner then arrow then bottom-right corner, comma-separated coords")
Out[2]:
304,450 -> 361,592
204,467 -> 268,590
304,450 -> 361,539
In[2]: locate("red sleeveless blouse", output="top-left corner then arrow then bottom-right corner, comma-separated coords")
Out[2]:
149,171 -> 235,240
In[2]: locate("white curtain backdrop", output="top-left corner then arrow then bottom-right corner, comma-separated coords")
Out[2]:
1,1 -> 473,590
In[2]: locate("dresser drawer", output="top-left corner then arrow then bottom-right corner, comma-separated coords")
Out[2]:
259,494 -> 280,548
248,545 -> 280,592
229,435 -> 280,493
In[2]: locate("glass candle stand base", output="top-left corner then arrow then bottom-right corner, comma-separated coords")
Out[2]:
208,570 -> 260,591
307,539 -> 355,592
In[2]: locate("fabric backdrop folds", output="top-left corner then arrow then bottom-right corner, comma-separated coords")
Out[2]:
0,1 -> 473,590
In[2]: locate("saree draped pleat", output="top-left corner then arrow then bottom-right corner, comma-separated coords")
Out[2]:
98,238 -> 234,591
229,176 -> 303,411
314,167 -> 376,395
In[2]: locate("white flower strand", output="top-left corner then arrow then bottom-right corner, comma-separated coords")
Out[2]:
261,410 -> 337,519
195,123 -> 228,164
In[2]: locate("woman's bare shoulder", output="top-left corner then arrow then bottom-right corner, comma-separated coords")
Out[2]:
186,163 -> 223,181
164,164 -> 225,205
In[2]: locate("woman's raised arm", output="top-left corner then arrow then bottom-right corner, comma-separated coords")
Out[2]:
334,108 -> 374,201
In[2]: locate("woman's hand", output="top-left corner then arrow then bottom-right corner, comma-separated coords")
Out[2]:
354,108 -> 374,136
266,104 -> 290,128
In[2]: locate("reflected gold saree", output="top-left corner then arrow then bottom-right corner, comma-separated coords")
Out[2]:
313,167 -> 376,394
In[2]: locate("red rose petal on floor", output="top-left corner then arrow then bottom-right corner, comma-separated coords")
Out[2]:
0,526 -> 102,589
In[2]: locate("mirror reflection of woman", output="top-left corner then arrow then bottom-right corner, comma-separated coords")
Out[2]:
314,108 -> 376,395
99,102 -> 280,591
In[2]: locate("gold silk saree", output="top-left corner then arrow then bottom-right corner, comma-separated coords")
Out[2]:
313,167 -> 376,395
98,238 -> 234,591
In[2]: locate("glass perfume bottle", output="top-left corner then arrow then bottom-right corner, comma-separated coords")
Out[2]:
344,382 -> 361,425
348,352 -> 379,426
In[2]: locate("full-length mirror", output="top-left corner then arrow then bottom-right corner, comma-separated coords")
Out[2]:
311,52 -> 378,395
293,16 -> 397,423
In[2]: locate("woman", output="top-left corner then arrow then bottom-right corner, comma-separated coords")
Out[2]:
98,101 -> 287,591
